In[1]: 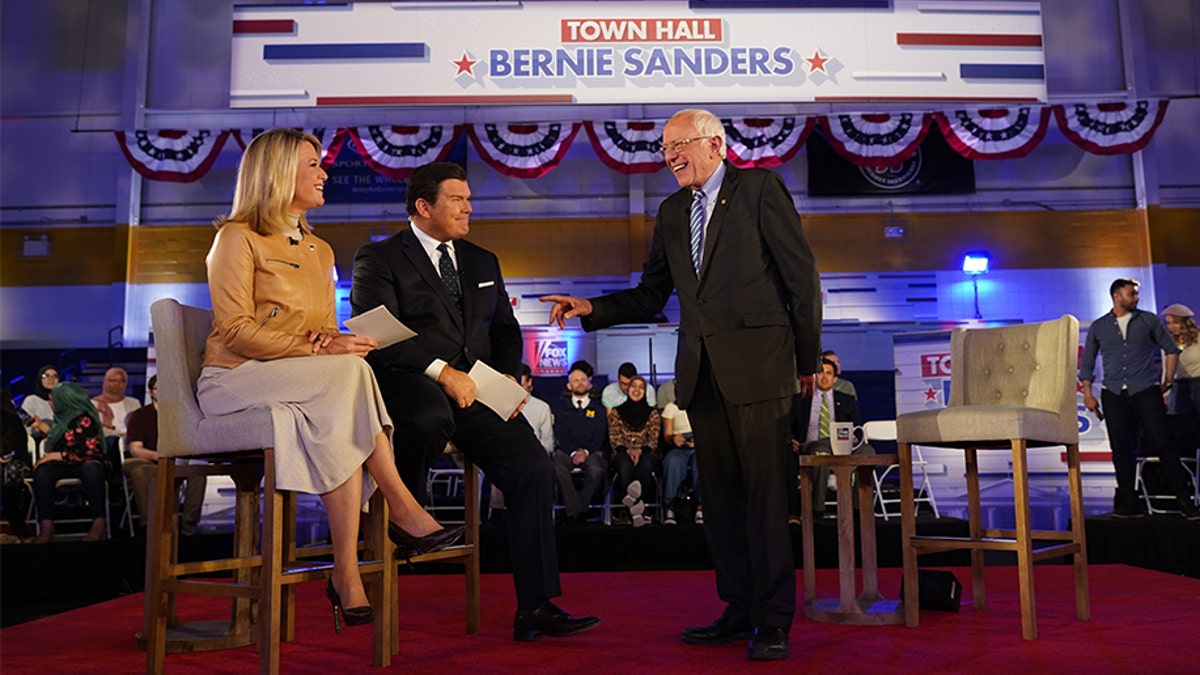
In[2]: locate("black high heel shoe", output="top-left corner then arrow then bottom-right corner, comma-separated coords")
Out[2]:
325,578 -> 374,633
387,522 -> 465,559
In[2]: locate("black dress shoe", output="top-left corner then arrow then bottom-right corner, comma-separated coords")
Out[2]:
680,616 -> 754,645
748,626 -> 789,661
512,602 -> 601,641
387,523 -> 465,557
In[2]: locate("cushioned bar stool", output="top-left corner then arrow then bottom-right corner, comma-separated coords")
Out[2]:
142,299 -> 396,674
897,315 -> 1089,640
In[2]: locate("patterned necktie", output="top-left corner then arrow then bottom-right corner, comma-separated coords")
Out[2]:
690,189 -> 706,275
437,243 -> 462,312
819,393 -> 831,439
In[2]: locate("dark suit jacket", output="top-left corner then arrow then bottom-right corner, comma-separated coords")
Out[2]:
350,226 -> 522,379
791,390 -> 862,443
584,163 -> 821,408
552,395 -> 609,458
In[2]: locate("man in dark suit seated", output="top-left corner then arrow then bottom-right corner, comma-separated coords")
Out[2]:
350,162 -> 599,642
787,358 -> 866,519
551,360 -> 609,525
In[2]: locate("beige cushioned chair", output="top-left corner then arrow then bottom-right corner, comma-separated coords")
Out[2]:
143,298 -> 396,674
897,315 -> 1089,640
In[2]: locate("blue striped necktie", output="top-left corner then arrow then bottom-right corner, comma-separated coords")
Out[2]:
690,189 -> 706,275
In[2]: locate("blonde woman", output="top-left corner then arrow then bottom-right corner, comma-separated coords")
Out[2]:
198,128 -> 461,632
1162,303 -> 1200,418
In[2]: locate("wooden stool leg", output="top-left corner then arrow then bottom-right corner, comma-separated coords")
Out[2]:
280,492 -> 298,642
898,443 -> 919,628
230,466 -> 262,632
144,459 -> 176,674
464,459 -> 481,634
260,450 -> 283,675
1010,439 -> 1036,640
364,491 -> 393,667
964,447 -> 986,610
1066,443 -> 1090,620
800,465 -> 817,607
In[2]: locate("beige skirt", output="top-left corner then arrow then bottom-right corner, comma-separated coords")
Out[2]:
197,354 -> 391,505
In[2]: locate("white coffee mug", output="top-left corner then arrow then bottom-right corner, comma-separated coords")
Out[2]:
831,422 -> 865,456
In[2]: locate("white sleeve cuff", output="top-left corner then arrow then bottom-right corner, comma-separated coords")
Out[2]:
425,358 -> 449,381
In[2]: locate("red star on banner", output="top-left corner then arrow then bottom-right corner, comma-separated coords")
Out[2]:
452,53 -> 478,76
923,387 -> 939,401
806,50 -> 830,73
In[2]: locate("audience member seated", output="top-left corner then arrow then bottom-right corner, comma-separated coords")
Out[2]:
787,358 -> 866,521
655,378 -> 676,411
121,375 -> 207,535
660,397 -> 702,525
607,376 -> 661,527
1,390 -> 34,542
29,382 -> 110,542
92,367 -> 138,467
552,360 -> 609,525
491,365 -> 556,515
20,365 -> 59,440
600,361 -> 657,409
820,350 -> 858,399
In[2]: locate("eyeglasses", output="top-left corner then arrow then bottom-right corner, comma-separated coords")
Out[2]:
41,373 -> 59,380
658,136 -> 711,157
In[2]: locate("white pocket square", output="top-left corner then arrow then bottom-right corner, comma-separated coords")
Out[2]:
478,280 -> 495,288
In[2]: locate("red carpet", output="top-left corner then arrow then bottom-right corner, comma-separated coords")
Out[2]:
2,565 -> 1197,674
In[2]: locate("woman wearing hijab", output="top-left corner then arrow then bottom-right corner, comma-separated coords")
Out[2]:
91,367 -> 138,441
198,128 -> 460,632
607,376 -> 662,526
20,365 -> 59,437
28,382 -> 109,542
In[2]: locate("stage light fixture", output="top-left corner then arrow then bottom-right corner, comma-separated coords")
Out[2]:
962,252 -> 990,275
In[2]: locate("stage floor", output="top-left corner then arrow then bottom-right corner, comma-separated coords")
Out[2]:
2,565 -> 1198,674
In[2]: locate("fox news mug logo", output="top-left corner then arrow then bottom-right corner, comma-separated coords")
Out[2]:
920,353 -> 952,378
536,340 -> 570,374
836,426 -> 852,441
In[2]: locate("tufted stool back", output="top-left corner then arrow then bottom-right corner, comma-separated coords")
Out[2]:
951,315 -> 1078,425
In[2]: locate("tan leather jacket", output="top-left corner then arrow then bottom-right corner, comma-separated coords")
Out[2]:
202,221 -> 339,369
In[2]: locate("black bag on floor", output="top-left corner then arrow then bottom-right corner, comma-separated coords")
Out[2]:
900,570 -> 962,612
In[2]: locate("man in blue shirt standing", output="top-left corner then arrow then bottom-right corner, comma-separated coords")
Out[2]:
1080,278 -> 1199,520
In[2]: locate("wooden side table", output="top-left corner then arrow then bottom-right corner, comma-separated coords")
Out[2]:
798,453 -> 905,625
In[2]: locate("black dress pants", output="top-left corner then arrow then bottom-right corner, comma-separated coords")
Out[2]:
1103,385 -> 1191,498
378,371 -> 561,609
687,353 -> 796,631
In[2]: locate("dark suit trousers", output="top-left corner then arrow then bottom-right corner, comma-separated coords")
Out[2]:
687,352 -> 796,630
379,371 -> 562,609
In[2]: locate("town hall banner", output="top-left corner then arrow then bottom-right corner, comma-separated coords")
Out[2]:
230,0 -> 1048,109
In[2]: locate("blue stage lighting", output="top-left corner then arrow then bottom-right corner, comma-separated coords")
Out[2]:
962,252 -> 990,275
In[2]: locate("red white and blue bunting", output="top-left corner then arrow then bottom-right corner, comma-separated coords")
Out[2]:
934,107 -> 1050,160
723,117 -> 814,168
232,128 -> 344,168
114,99 -> 1172,182
818,113 -> 931,169
347,125 -> 464,179
115,130 -> 230,183
467,122 -> 581,179
584,120 -> 665,175
1053,100 -> 1169,156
